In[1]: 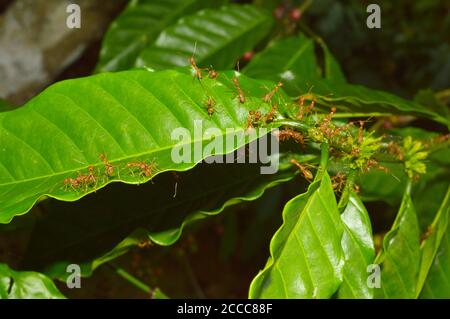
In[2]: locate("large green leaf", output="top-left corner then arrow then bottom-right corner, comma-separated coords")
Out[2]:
338,192 -> 375,298
243,35 -> 346,89
0,263 -> 64,299
249,172 -> 344,298
0,68 -> 288,224
136,5 -> 273,70
24,158 -> 296,275
243,36 -> 321,86
419,186 -> 450,298
95,0 -> 223,72
375,183 -> 421,298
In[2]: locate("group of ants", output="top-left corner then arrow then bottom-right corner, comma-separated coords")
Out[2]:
62,56 -> 398,194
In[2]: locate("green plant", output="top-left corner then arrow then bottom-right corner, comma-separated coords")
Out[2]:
0,0 -> 449,299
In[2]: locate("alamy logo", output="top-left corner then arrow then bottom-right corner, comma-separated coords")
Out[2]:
66,264 -> 81,288
366,4 -> 381,29
170,121 -> 280,174
66,4 -> 81,29
367,264 -> 381,288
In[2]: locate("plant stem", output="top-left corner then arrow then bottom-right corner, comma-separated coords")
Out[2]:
315,143 -> 330,180
299,0 -> 313,14
337,169 -> 356,212
107,263 -> 151,294
178,250 -> 205,298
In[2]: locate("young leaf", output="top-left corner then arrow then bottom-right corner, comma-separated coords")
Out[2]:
419,186 -> 450,298
375,183 -> 421,298
95,0 -> 222,72
0,263 -> 65,299
136,5 -> 273,70
249,172 -> 344,298
0,69 -> 287,224
338,192 -> 375,298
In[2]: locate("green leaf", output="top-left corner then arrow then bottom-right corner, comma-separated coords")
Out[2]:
249,172 -> 344,298
291,80 -> 448,125
95,0 -> 223,72
375,183 -> 421,298
358,162 -> 406,206
24,159 -> 296,278
319,42 -> 346,83
0,68 -> 288,224
243,36 -> 321,87
240,36 -> 445,124
419,186 -> 450,298
414,89 -> 450,124
0,263 -> 65,299
338,192 -> 375,298
136,5 -> 273,70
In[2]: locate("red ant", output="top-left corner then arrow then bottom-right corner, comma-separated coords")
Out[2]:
138,240 -> 153,249
189,56 -> 203,80
63,165 -> 97,191
63,177 -> 81,191
99,153 -> 118,178
204,97 -> 215,116
296,96 -> 316,119
208,68 -> 218,79
290,159 -> 314,182
331,172 -> 347,193
263,81 -> 283,103
247,110 -> 261,129
263,103 -> 278,123
276,128 -> 305,144
232,76 -> 245,103
126,160 -> 157,178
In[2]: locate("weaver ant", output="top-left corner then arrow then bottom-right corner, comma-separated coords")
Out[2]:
99,153 -> 118,178
331,172 -> 347,193
232,76 -> 245,103
138,239 -> 153,249
247,110 -> 262,129
63,165 -> 97,192
63,177 -> 81,191
263,81 -> 283,103
204,96 -> 215,116
208,67 -> 219,79
276,128 -> 305,144
290,159 -> 314,182
125,160 -> 157,178
296,96 -> 316,120
263,103 -> 278,123
189,56 -> 203,80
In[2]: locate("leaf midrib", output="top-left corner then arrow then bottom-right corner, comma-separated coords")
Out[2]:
0,129 -> 248,187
